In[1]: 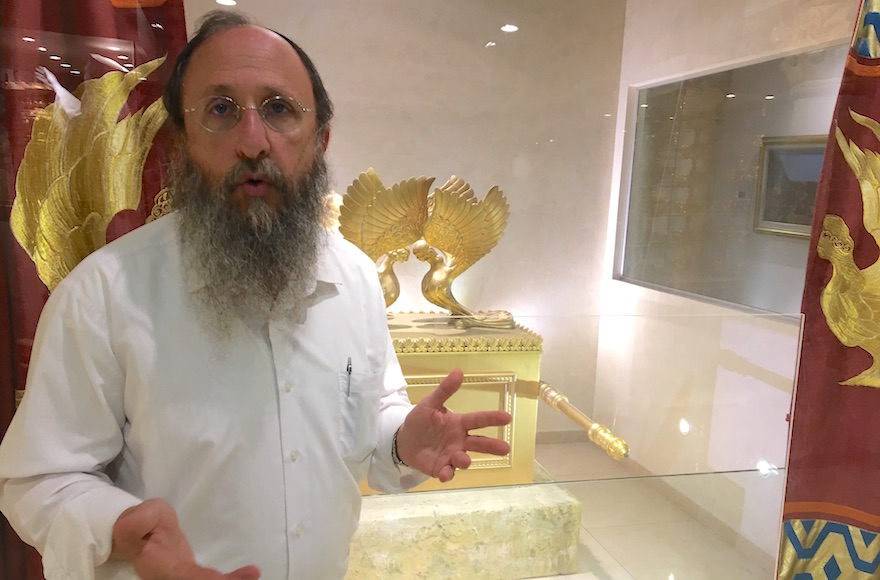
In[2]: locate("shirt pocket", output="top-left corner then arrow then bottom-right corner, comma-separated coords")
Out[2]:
338,370 -> 382,465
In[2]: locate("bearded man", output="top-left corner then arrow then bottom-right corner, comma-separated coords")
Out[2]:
0,10 -> 511,580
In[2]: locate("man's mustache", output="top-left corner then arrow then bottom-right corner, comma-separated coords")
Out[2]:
220,158 -> 288,192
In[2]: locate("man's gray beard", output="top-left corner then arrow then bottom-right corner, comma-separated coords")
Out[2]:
169,148 -> 329,337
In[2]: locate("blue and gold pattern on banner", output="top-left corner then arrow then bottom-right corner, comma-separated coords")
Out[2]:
854,0 -> 880,57
778,519 -> 880,579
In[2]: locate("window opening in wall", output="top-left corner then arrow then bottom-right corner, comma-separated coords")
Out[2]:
618,44 -> 848,314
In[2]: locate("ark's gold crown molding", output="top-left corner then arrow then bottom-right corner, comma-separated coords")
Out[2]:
390,312 -> 542,354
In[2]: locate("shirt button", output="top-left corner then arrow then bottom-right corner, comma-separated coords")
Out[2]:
289,450 -> 298,462
284,382 -> 292,393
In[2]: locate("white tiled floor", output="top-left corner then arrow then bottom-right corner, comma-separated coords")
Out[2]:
533,442 -> 774,579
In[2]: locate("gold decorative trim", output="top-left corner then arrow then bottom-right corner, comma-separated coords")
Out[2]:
779,518 -> 880,578
146,187 -> 172,223
406,373 -> 516,469
15,390 -> 25,409
392,315 -> 542,354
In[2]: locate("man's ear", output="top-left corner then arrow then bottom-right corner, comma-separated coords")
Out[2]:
319,127 -> 330,153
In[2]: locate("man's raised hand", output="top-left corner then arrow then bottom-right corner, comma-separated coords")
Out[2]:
396,368 -> 512,482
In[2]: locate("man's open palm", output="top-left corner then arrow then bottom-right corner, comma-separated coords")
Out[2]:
396,369 -> 512,482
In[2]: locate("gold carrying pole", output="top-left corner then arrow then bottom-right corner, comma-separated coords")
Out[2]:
538,382 -> 630,461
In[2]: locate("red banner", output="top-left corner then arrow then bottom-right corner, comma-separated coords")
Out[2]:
0,1 -> 186,577
780,1 -> 880,577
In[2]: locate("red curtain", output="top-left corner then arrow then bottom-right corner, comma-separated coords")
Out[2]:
0,1 -> 186,576
779,1 -> 880,577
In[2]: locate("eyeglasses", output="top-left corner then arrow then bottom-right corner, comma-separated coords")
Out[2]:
184,95 -> 313,134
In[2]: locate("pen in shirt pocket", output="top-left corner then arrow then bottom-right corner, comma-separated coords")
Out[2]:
346,357 -> 352,395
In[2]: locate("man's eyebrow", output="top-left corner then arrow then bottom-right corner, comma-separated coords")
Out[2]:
202,84 -> 295,98
203,84 -> 234,96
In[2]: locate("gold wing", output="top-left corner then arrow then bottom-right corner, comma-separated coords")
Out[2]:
12,57 -> 167,291
827,287 -> 880,346
338,168 -> 432,261
422,176 -> 509,274
820,216 -> 880,344
839,110 -> 880,248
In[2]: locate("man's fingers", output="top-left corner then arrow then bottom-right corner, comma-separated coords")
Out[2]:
185,563 -> 260,580
461,410 -> 512,432
226,565 -> 261,579
416,369 -> 464,410
112,500 -> 169,558
117,500 -> 163,537
437,464 -> 455,482
185,564 -> 227,579
450,451 -> 471,470
464,435 -> 511,456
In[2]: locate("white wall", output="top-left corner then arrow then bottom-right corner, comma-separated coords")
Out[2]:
600,0 -> 859,560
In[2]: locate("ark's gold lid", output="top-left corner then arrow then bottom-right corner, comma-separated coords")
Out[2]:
388,312 -> 542,354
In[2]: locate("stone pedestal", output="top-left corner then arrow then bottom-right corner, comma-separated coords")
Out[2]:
348,484 -> 581,579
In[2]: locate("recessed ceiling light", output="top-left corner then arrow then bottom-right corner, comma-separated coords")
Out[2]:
500,24 -> 518,32
124,63 -> 134,68
765,95 -> 775,100
38,46 -> 47,52
639,103 -> 649,108
726,93 -> 736,98
22,36 -> 36,42
117,55 -> 129,60
216,0 -> 236,5
71,70 -> 81,75
151,22 -> 164,29
107,46 -> 121,51
49,55 -> 61,60
60,63 -> 72,68
604,113 -> 612,117
485,41 -> 496,48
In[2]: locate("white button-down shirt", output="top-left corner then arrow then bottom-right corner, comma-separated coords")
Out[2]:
0,215 -> 423,580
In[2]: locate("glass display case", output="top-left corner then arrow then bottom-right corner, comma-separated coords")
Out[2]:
618,44 -> 848,314
349,312 -> 798,579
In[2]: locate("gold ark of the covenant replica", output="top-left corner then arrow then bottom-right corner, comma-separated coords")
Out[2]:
337,168 -> 629,494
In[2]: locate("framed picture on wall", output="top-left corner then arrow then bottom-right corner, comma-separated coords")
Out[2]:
754,135 -> 827,237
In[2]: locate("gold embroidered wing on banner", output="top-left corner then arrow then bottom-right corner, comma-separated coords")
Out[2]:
11,57 -> 167,291
819,109 -> 880,386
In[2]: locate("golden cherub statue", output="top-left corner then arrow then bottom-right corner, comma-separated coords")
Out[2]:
338,168 -> 513,329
